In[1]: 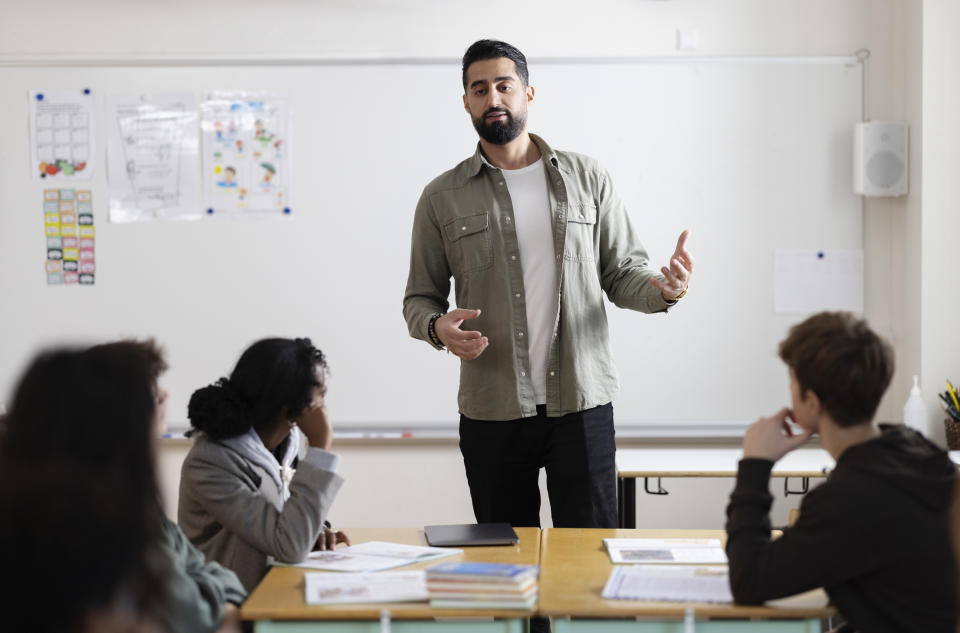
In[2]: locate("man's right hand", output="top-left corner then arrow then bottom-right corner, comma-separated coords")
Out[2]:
436,308 -> 489,360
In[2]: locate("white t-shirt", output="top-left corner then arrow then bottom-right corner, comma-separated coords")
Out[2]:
501,159 -> 558,405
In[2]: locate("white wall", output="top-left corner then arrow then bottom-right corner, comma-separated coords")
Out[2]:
921,0 -> 960,445
4,0 -> 937,529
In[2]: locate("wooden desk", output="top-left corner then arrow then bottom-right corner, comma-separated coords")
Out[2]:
241,527 -> 540,632
617,448 -> 835,528
539,528 -> 834,632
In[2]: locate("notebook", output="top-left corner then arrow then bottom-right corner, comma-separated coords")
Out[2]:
424,523 -> 519,547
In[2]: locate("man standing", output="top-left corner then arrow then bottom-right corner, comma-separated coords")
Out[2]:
403,40 -> 693,530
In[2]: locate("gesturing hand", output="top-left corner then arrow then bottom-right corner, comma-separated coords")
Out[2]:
435,308 -> 489,360
651,230 -> 694,300
742,408 -> 814,462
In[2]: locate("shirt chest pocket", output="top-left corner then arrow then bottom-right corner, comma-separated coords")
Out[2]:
444,212 -> 493,275
564,202 -> 597,262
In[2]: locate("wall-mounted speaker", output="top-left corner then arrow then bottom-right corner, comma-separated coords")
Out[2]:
853,122 -> 909,197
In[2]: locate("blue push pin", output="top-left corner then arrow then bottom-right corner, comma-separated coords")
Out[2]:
817,251 -> 825,259
83,88 -> 91,95
206,208 -> 214,215
36,93 -> 44,101
283,207 -> 291,215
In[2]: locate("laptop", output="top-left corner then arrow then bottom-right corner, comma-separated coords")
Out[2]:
424,522 -> 519,547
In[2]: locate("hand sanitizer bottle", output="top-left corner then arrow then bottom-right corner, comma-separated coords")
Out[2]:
903,375 -> 928,434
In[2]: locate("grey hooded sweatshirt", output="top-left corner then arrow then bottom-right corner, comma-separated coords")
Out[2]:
178,426 -> 343,592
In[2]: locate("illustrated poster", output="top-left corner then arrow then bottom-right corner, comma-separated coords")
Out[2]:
200,92 -> 290,215
106,93 -> 200,221
30,90 -> 95,181
44,189 -> 95,285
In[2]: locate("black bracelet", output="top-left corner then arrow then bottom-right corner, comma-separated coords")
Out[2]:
427,313 -> 445,349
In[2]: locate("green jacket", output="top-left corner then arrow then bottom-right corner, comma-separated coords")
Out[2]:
160,516 -> 246,633
404,134 -> 670,421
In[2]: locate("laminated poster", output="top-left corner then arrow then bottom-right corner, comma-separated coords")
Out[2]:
30,90 -> 95,181
200,92 -> 290,215
44,189 -> 95,285
106,93 -> 201,221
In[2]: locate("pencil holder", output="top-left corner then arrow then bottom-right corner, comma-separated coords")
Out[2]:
944,418 -> 960,450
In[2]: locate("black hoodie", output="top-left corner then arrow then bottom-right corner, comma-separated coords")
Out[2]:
726,425 -> 957,633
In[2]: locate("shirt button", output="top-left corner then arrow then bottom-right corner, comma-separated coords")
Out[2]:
511,255 -> 517,261
461,226 -> 467,231
518,331 -> 524,337
520,371 -> 526,377
550,371 -> 555,376
515,293 -> 521,298
505,216 -> 512,223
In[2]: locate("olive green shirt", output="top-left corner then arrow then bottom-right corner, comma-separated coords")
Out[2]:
403,134 -> 671,421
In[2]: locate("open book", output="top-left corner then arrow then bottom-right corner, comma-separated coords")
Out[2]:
305,570 -> 428,604
294,541 -> 461,572
603,538 -> 727,565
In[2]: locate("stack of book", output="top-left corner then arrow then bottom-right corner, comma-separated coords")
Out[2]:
425,562 -> 539,609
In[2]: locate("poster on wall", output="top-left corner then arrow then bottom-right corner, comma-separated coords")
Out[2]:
200,92 -> 290,215
44,188 -> 95,285
30,90 -> 96,181
106,93 -> 201,222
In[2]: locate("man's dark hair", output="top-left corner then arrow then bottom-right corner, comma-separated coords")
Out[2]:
462,39 -> 529,89
778,312 -> 894,428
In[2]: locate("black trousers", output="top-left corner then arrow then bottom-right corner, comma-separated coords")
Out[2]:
459,403 -> 618,529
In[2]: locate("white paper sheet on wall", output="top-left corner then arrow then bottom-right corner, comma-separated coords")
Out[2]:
30,89 -> 96,181
773,249 -> 863,314
106,93 -> 201,222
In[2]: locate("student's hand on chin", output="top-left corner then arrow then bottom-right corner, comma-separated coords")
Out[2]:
742,407 -> 814,462
299,401 -> 333,450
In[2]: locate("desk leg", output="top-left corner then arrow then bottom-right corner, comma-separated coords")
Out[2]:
617,477 -> 636,529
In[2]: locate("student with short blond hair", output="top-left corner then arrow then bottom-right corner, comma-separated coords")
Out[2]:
726,312 -> 957,632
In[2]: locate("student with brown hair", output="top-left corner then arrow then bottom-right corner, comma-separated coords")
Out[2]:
0,340 -> 246,633
726,311 -> 957,633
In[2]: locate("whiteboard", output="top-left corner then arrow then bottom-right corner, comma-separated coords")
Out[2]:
0,59 -> 862,428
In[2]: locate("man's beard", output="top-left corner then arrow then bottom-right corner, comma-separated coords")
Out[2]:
472,107 -> 526,145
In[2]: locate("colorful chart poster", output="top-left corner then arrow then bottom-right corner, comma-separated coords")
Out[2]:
200,92 -> 290,215
106,93 -> 201,221
30,90 -> 96,181
44,189 -> 95,285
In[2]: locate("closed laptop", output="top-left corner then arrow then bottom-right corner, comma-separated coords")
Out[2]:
424,523 -> 519,547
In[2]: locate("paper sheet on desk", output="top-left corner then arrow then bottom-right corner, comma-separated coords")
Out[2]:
604,538 -> 727,565
602,566 -> 733,603
293,541 -> 460,572
766,588 -> 830,609
305,570 -> 428,604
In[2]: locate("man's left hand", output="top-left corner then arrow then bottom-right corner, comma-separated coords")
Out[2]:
651,230 -> 693,300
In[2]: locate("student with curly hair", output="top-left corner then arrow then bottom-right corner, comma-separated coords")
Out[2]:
178,337 -> 347,591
